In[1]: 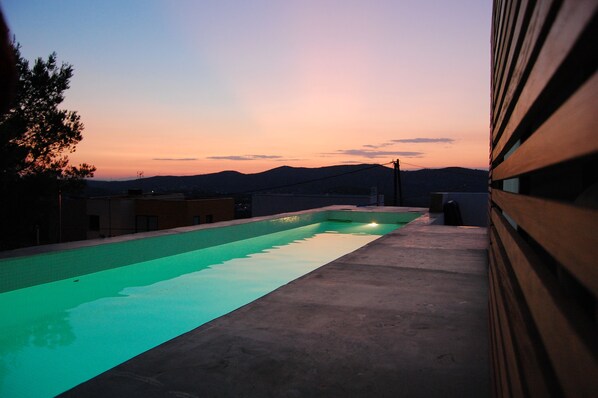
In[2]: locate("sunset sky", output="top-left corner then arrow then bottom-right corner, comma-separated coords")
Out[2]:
3,1 -> 491,180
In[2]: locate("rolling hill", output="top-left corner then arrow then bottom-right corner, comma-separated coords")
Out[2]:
85,164 -> 488,208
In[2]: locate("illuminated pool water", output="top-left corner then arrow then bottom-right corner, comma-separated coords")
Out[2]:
0,220 -> 406,397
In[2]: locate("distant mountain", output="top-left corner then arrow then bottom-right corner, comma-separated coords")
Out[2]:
85,164 -> 488,207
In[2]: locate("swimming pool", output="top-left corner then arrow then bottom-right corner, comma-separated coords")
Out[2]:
0,208 -> 420,397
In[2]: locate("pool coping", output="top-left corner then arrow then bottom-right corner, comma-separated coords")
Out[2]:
0,206 -> 425,293
0,205 -> 426,260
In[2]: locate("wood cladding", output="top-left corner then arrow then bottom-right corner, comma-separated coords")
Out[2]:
489,1 -> 598,396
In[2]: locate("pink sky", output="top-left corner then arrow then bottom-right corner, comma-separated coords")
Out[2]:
4,1 -> 491,179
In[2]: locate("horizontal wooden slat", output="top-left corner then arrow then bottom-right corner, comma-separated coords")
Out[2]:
492,0 -> 597,154
493,71 -> 598,178
492,0 -> 511,75
487,293 -> 502,397
490,229 -> 555,397
491,0 -> 555,135
487,250 -> 504,398
487,264 -> 500,397
491,3 -> 498,74
488,261 -> 511,398
493,0 -> 530,115
492,0 -> 522,101
492,189 -> 598,297
491,207 -> 598,396
488,246 -> 525,397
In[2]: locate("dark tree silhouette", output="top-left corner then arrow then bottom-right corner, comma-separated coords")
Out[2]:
0,42 -> 95,180
0,42 -> 95,249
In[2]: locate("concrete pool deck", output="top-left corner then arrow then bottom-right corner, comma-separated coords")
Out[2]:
61,214 -> 489,397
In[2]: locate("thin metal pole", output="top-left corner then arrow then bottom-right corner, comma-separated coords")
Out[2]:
393,159 -> 398,206
397,159 -> 403,206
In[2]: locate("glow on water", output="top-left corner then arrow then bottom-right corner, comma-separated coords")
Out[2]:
0,221 -> 400,397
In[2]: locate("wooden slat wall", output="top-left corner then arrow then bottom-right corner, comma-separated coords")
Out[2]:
489,1 -> 598,397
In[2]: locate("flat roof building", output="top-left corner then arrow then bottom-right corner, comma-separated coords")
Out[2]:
86,194 -> 234,239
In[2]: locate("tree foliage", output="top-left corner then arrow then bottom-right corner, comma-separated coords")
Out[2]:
0,42 -> 95,249
0,43 -> 95,181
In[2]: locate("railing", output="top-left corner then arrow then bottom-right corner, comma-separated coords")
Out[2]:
489,0 -> 598,396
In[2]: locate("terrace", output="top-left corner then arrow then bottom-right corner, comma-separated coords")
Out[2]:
58,209 -> 490,397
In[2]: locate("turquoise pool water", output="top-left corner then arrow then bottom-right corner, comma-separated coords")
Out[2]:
0,220 -> 402,397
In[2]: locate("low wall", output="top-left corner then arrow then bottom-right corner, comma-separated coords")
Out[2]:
252,193 -> 383,217
429,192 -> 488,227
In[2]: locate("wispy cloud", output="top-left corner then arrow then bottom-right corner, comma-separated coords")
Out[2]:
392,138 -> 454,143
334,149 -> 423,158
207,154 -> 283,161
275,158 -> 304,162
250,155 -> 283,159
153,157 -> 198,161
363,142 -> 392,149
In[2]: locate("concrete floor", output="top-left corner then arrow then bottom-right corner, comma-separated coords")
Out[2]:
61,217 -> 489,398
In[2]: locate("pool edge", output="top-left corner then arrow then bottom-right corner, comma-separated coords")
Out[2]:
0,206 -> 426,293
